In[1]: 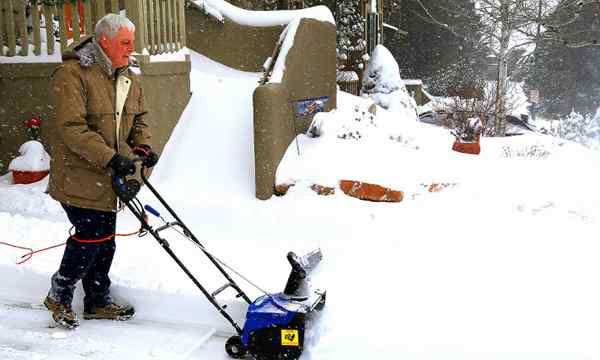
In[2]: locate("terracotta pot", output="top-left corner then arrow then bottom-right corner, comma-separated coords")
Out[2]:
12,170 -> 49,184
452,134 -> 481,155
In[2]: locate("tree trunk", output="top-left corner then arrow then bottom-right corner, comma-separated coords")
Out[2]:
494,2 -> 511,137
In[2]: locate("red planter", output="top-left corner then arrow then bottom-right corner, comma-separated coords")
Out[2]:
12,170 -> 49,184
452,135 -> 481,155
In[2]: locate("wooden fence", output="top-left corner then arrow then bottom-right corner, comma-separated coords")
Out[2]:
0,0 -> 186,57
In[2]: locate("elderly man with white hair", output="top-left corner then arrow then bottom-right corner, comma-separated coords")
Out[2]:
44,13 -> 159,329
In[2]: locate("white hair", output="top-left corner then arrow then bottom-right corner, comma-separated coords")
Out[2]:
94,13 -> 135,40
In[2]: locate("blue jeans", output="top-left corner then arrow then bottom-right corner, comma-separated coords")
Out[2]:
49,203 -> 116,311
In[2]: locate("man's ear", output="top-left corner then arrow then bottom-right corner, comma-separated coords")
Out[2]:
98,34 -> 109,50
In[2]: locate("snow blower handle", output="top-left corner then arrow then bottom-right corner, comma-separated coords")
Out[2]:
144,204 -> 161,217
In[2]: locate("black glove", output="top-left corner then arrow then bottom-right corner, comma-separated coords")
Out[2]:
132,145 -> 159,168
107,154 -> 136,177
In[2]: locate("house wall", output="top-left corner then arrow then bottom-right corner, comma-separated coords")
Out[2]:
0,60 -> 191,175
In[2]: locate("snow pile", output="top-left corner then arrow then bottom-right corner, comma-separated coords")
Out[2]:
307,92 -> 421,146
191,0 -> 334,26
8,141 -> 50,172
361,45 -> 417,119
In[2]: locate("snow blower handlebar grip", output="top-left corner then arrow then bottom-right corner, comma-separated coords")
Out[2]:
144,204 -> 161,217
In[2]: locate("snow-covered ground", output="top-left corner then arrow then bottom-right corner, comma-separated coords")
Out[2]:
3,49 -> 600,360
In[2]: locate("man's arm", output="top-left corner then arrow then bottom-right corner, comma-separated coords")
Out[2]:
51,65 -> 116,168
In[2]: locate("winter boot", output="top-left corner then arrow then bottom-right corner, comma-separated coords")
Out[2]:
83,302 -> 135,321
44,296 -> 79,329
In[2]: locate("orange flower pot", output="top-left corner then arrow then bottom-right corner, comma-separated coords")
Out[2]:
12,170 -> 49,184
452,135 -> 481,155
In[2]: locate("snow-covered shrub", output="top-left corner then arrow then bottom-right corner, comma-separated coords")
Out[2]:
361,45 -> 417,120
502,144 -> 551,159
545,109 -> 600,149
307,96 -> 419,148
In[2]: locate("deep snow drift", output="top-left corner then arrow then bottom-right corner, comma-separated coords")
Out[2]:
2,49 -> 600,360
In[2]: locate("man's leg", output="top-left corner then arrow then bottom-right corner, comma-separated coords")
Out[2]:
46,204 -> 115,327
81,213 -> 116,311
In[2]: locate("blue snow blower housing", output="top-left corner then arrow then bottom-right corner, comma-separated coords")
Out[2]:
116,164 -> 325,360
226,250 -> 326,360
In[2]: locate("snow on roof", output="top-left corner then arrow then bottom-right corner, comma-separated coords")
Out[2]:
192,0 -> 334,26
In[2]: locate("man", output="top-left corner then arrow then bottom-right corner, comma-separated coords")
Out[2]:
45,13 -> 159,329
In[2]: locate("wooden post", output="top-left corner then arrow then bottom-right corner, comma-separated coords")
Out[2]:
148,0 -> 155,54
95,0 -> 106,24
72,2 -> 81,41
111,0 -> 119,14
154,0 -> 162,54
58,3 -> 67,52
83,1 -> 92,36
178,0 -> 185,49
0,2 -> 5,56
143,0 -> 149,52
42,3 -> 55,55
16,0 -> 29,55
32,1 -> 41,55
165,0 -> 172,52
125,0 -> 146,54
172,0 -> 179,51
159,0 -> 165,54
6,0 -> 17,56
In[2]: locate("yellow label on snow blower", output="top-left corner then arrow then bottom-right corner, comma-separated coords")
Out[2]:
281,329 -> 299,346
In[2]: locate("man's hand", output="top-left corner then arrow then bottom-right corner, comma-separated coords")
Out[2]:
132,145 -> 159,168
107,154 -> 136,177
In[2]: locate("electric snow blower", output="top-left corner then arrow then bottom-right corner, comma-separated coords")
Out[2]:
114,164 -> 326,360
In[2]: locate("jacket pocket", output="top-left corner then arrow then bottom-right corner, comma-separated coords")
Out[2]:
63,165 -> 111,201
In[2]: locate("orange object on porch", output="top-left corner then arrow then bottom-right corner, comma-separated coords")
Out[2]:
12,170 -> 49,184
452,135 -> 481,155
65,1 -> 85,39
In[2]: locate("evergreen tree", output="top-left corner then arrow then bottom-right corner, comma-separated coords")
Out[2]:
387,0 -> 487,93
526,2 -> 600,117
334,0 -> 366,71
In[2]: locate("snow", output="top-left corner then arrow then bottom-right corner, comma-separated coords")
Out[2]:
149,47 -> 190,62
0,45 -> 62,64
269,19 -> 301,83
8,141 -> 50,172
3,47 -> 600,360
191,0 -> 334,26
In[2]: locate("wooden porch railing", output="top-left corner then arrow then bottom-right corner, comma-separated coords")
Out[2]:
0,0 -> 186,58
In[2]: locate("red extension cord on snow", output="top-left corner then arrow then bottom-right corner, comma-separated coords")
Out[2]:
1,221 -> 145,265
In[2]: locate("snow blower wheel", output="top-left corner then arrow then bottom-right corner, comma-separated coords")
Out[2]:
225,336 -> 247,359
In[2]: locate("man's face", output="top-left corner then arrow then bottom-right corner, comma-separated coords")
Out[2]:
99,27 -> 135,69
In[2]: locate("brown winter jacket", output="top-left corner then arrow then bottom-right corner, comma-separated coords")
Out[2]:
47,36 -> 152,212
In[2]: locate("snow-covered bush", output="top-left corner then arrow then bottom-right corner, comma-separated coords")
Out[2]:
361,45 -> 417,120
307,95 -> 420,148
502,144 -> 551,159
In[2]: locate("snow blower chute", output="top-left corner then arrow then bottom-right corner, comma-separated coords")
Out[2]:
114,164 -> 326,360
